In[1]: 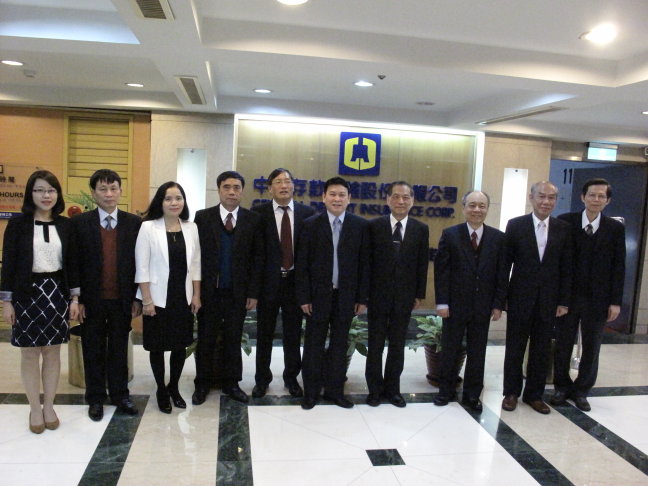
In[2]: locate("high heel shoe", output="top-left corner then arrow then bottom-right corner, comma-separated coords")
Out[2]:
44,411 -> 60,430
167,385 -> 187,409
156,389 -> 172,414
29,412 -> 45,434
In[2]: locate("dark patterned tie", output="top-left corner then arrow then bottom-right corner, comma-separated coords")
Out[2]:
585,223 -> 593,236
280,206 -> 293,270
224,213 -> 234,231
471,231 -> 478,250
105,215 -> 113,231
393,221 -> 402,251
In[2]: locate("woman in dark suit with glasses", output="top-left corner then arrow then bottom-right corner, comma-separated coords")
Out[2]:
1,170 -> 79,433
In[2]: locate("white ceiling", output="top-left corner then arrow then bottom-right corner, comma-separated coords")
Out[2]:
1,0 -> 648,144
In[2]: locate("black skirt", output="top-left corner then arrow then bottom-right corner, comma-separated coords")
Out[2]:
143,231 -> 193,352
11,272 -> 69,347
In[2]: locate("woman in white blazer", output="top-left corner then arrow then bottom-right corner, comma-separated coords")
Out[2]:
135,181 -> 201,413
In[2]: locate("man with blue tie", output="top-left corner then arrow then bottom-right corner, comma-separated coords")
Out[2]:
296,177 -> 369,410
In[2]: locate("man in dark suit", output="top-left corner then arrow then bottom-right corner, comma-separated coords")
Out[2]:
251,168 -> 315,399
502,181 -> 572,415
296,176 -> 369,410
72,169 -> 141,421
433,190 -> 507,412
365,181 -> 429,408
192,171 -> 262,405
551,178 -> 625,411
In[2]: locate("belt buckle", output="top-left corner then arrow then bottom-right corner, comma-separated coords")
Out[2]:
281,270 -> 289,277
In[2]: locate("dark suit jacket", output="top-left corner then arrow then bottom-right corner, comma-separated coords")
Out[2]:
368,215 -> 429,316
194,204 -> 262,307
434,223 -> 507,320
71,208 -> 141,314
1,213 -> 76,301
296,211 -> 369,322
252,201 -> 315,302
505,213 -> 572,321
558,211 -> 625,309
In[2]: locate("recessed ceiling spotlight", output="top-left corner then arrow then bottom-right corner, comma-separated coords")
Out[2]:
354,80 -> 374,87
579,23 -> 617,45
277,0 -> 308,5
1,59 -> 24,66
254,88 -> 272,94
125,83 -> 144,88
642,110 -> 648,115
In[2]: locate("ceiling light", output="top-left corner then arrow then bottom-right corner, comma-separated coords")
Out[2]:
579,23 -> 617,45
354,81 -> 374,88
125,83 -> 144,88
1,60 -> 24,66
254,88 -> 272,94
643,111 -> 648,115
277,0 -> 309,5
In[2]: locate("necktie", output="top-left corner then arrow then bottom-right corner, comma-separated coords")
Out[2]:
585,223 -> 593,236
224,213 -> 234,231
332,217 -> 341,288
471,231 -> 478,250
105,215 -> 113,231
536,221 -> 547,261
393,221 -> 402,251
280,206 -> 293,270
35,220 -> 52,243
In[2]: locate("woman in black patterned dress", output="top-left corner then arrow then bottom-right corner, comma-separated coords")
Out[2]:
1,170 -> 79,433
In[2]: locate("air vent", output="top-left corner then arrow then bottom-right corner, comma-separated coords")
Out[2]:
131,0 -> 174,20
175,76 -> 206,105
475,106 -> 566,126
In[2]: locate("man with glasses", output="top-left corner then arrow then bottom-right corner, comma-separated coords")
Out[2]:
71,169 -> 142,421
365,181 -> 429,408
251,168 -> 315,398
551,178 -> 625,411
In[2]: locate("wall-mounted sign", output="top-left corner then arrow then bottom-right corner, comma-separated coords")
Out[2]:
338,132 -> 381,176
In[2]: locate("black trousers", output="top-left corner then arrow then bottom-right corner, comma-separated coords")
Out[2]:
554,296 -> 607,398
81,299 -> 131,404
194,289 -> 246,390
302,291 -> 351,399
503,299 -> 554,401
255,271 -> 303,387
438,314 -> 490,399
365,309 -> 410,396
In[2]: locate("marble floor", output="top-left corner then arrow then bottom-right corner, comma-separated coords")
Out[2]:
0,340 -> 647,486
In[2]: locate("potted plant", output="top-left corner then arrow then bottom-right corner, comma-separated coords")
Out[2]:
408,314 -> 465,387
346,315 -> 368,367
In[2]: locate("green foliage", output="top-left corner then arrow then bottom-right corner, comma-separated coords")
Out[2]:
408,314 -> 443,352
347,316 -> 368,357
65,191 -> 97,211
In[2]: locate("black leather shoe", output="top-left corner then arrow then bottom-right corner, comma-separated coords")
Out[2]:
323,394 -> 354,409
301,397 -> 317,410
252,384 -> 268,398
285,382 -> 304,398
224,386 -> 249,403
156,389 -> 172,414
462,396 -> 483,412
192,388 -> 209,405
167,386 -> 186,409
550,390 -> 568,405
112,398 -> 139,415
384,393 -> 406,408
571,396 -> 591,412
433,393 -> 457,406
366,393 -> 381,407
88,403 -> 104,422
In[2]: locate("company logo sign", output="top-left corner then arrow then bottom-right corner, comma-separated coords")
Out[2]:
338,132 -> 381,176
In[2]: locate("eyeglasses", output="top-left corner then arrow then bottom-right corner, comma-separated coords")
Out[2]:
271,178 -> 293,185
33,188 -> 58,195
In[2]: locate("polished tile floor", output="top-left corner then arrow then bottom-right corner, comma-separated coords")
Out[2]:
0,340 -> 647,486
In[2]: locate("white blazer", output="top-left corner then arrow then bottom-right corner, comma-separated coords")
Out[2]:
135,218 -> 201,308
